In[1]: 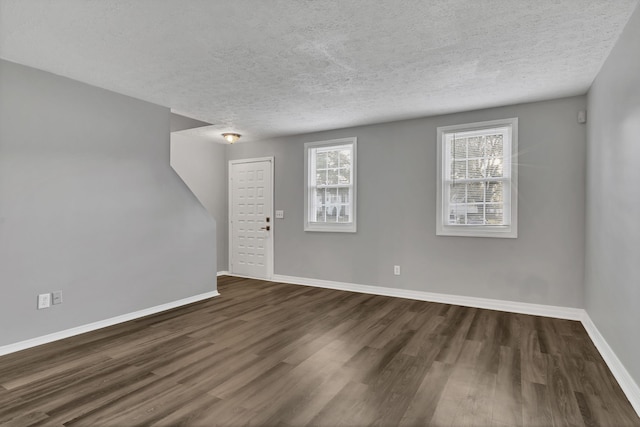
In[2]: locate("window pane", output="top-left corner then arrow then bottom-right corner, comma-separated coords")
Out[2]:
485,204 -> 504,225
325,188 -> 338,222
327,151 -> 339,168
486,157 -> 503,178
338,167 -> 351,184
312,185 -> 353,224
315,188 -> 325,221
452,137 -> 466,158
338,205 -> 349,222
467,210 -> 485,225
452,161 -> 466,179
468,136 -> 483,158
468,159 -> 484,179
338,187 -> 350,203
339,149 -> 351,167
450,183 -> 466,203
316,170 -> 327,185
467,182 -> 484,203
486,134 -> 504,157
326,208 -> 338,222
312,187 -> 352,223
316,151 -> 327,168
448,206 -> 466,225
328,169 -> 339,185
485,181 -> 503,203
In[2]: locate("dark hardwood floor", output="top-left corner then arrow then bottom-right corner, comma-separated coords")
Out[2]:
1,276 -> 638,426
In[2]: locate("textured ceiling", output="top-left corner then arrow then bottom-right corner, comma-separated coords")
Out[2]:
1,0 -> 638,143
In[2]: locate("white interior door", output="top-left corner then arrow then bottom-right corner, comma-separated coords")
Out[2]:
229,158 -> 273,279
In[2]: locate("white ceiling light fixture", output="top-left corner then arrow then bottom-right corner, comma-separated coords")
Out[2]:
222,133 -> 241,144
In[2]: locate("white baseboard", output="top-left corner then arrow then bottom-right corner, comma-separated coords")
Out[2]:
0,290 -> 220,357
217,272 -> 276,281
272,274 -> 584,320
581,313 -> 640,416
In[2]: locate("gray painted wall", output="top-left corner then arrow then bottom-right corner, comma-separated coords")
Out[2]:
586,4 -> 640,385
171,133 -> 228,271
170,113 -> 211,133
0,60 -> 217,346
228,96 -> 587,307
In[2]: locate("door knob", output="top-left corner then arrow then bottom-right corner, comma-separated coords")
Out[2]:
260,225 -> 270,231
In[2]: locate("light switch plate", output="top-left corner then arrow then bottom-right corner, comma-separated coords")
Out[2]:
52,290 -> 63,305
275,210 -> 284,219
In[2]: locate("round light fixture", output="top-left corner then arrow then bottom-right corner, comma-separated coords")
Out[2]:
222,133 -> 241,144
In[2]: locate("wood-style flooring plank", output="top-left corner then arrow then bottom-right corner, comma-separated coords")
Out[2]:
0,275 -> 637,426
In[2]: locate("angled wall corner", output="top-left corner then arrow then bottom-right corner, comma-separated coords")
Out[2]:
170,132 -> 228,271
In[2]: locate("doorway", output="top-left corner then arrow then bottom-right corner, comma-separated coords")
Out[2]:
228,157 -> 274,279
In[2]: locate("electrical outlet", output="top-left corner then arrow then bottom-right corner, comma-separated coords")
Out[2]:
275,210 -> 284,219
37,293 -> 51,309
52,290 -> 63,305
394,265 -> 401,276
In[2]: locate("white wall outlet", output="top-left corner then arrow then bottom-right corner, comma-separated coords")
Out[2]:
52,290 -> 63,305
275,210 -> 284,219
578,110 -> 587,124
37,293 -> 51,309
394,265 -> 401,275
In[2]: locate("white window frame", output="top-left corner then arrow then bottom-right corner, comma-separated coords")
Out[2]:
304,137 -> 357,233
436,118 -> 518,238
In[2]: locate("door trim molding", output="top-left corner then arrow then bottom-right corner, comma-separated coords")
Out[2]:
228,157 -> 275,280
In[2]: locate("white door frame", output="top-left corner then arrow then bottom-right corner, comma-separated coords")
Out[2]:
228,157 -> 275,280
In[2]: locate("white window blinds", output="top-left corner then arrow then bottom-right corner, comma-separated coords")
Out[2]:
437,119 -> 518,238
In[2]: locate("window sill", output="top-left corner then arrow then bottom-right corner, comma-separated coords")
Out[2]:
305,223 -> 357,233
436,225 -> 517,238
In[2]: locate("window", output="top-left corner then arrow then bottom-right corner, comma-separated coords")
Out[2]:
304,137 -> 357,232
436,118 -> 518,238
